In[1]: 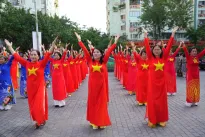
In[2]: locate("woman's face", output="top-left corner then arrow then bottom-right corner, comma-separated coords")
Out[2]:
0,57 -> 5,64
30,51 -> 39,62
93,49 -> 102,60
54,53 -> 60,60
190,48 -> 197,56
131,54 -> 134,60
141,52 -> 147,59
153,46 -> 162,57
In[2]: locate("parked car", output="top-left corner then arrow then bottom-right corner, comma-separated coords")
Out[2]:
107,57 -> 115,72
199,56 -> 205,70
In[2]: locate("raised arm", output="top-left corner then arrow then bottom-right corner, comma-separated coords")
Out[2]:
40,36 -> 58,67
197,48 -> 205,59
163,27 -> 178,59
182,44 -> 190,59
163,36 -> 174,59
103,35 -> 120,63
5,39 -> 28,67
171,42 -> 182,58
40,52 -> 51,68
144,38 -> 152,59
75,32 -> 91,61
61,44 -> 69,62
131,41 -> 140,63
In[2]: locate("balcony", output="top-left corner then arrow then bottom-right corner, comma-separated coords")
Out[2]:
130,0 -> 140,5
129,27 -> 140,32
198,13 -> 205,19
198,19 -> 205,26
198,2 -> 205,9
130,4 -> 140,9
119,3 -> 126,10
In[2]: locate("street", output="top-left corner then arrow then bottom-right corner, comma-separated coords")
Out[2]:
0,72 -> 205,137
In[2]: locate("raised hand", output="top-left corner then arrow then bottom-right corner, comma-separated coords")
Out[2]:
114,35 -> 120,44
142,27 -> 148,38
4,39 -> 15,54
74,32 -> 81,42
108,38 -> 113,48
15,46 -> 20,51
172,26 -> 179,33
87,39 -> 92,45
41,44 -> 45,49
49,37 -> 59,53
4,39 -> 13,48
141,27 -> 147,33
130,41 -> 135,47
126,45 -> 129,50
52,36 -> 58,47
65,43 -> 70,51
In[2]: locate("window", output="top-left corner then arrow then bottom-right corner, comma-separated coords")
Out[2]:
121,25 -> 126,30
131,34 -> 138,39
130,0 -> 140,5
129,11 -> 141,17
121,15 -> 126,20
11,0 -> 21,5
130,22 -> 139,28
41,0 -> 45,4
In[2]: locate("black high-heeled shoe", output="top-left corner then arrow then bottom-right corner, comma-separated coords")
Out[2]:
34,123 -> 40,129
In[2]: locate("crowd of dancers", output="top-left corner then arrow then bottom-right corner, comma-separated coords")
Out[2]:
0,27 -> 205,129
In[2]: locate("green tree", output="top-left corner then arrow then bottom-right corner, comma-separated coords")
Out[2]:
141,0 -> 193,40
185,24 -> 205,46
0,1 -> 112,52
0,2 -> 35,51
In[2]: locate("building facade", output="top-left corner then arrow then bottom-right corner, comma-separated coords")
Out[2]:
8,0 -> 59,16
196,0 -> 205,27
106,0 -> 202,41
106,0 -> 143,40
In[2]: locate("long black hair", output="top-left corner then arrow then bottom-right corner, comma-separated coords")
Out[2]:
189,47 -> 197,54
151,45 -> 163,58
92,48 -> 104,64
54,52 -> 62,59
140,49 -> 146,56
31,49 -> 41,60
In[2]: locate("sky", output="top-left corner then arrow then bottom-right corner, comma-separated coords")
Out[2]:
59,0 -> 107,32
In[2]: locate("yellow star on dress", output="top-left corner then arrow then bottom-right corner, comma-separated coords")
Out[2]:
193,58 -> 198,64
70,61 -> 74,65
131,62 -> 136,66
92,64 -> 102,72
79,61 -> 82,64
154,61 -> 164,71
125,60 -> 128,63
28,67 -> 38,76
76,61 -> 79,64
169,58 -> 174,62
141,64 -> 149,70
53,64 -> 59,69
63,64 -> 67,67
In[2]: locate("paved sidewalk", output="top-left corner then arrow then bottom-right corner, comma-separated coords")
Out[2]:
0,72 -> 205,137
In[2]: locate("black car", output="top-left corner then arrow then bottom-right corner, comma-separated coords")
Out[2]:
199,56 -> 205,70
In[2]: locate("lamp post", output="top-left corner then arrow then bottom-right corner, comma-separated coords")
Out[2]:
34,0 -> 40,51
194,0 -> 198,30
